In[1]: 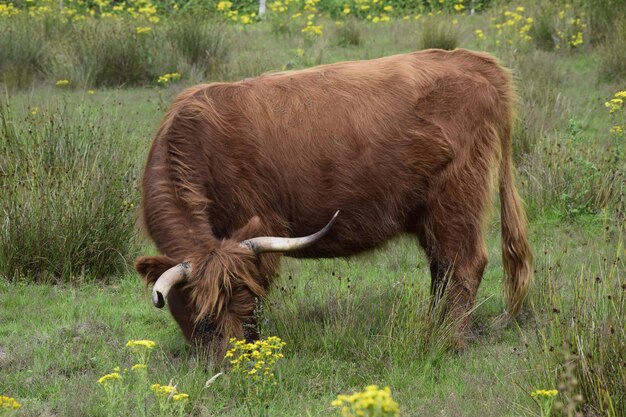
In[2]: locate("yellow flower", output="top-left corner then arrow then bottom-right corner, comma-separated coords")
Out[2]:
151,383 -> 178,398
56,79 -> 70,87
97,372 -> 121,385
301,24 -> 323,36
131,364 -> 147,371
383,5 -> 393,12
31,107 -> 39,116
87,90 -> 96,95
605,98 -> 624,114
332,385 -> 399,416
531,389 -> 558,398
217,1 -> 232,11
136,26 -> 152,34
126,339 -> 156,350
453,3 -> 464,12
172,393 -> 189,402
296,48 -> 305,57
0,396 -> 21,410
570,31 -> 583,47
475,29 -> 485,40
157,73 -> 182,85
226,336 -> 286,382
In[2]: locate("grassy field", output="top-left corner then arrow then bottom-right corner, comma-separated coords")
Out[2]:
1,0 -> 626,416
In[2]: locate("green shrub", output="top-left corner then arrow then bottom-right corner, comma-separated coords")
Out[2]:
334,19 -> 363,47
70,20 -> 165,87
418,16 -> 459,51
527,236 -> 626,416
166,18 -> 230,78
0,16 -> 49,88
581,0 -> 626,45
0,100 -> 140,282
598,17 -> 626,83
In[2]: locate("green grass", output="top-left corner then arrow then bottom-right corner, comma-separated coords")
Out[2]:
1,221 -> 623,416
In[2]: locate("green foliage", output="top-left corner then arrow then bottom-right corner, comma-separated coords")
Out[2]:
68,20 -> 174,87
0,99 -> 140,282
526,227 -> 626,417
0,15 -> 48,87
166,17 -> 230,77
334,19 -> 363,46
580,0 -> 626,45
418,16 -> 459,50
598,17 -> 626,82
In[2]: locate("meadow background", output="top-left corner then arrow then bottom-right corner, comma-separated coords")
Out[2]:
1,0 -> 625,415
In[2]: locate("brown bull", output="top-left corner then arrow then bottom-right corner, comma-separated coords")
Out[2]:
134,49 -> 532,352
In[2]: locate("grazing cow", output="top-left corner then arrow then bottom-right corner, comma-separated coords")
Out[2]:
134,49 -> 532,353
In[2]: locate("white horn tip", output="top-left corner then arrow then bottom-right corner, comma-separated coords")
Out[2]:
153,290 -> 165,308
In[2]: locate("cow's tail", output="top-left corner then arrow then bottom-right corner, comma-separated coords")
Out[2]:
498,117 -> 532,318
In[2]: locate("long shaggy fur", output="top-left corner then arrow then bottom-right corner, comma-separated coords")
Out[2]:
135,49 -> 532,346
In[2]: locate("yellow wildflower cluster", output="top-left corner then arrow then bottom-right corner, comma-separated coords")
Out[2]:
156,73 -> 181,85
531,389 -> 558,398
331,385 -> 399,417
0,3 -> 20,17
126,338 -> 157,365
97,371 -> 122,385
150,384 -> 189,401
0,396 -> 21,410
606,91 -> 626,136
605,91 -> 626,114
216,0 -> 256,24
56,79 -> 70,87
348,0 -> 394,23
475,29 -> 485,40
126,339 -> 156,350
302,13 -> 324,36
131,363 -> 147,371
492,7 -> 533,44
0,0 -> 162,23
552,5 -> 586,49
225,336 -> 286,382
136,26 -> 152,34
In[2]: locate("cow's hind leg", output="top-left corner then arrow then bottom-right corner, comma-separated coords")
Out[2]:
414,173 -> 492,348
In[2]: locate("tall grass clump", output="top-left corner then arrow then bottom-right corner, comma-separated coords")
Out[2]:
581,0 -> 626,45
166,17 -> 230,78
334,19 -> 363,47
0,15 -> 49,88
418,16 -> 459,51
597,17 -> 626,82
0,99 -> 141,282
68,19 -> 176,88
527,229 -> 626,416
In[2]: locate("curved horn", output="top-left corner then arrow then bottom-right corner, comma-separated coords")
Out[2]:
241,211 -> 339,254
152,262 -> 191,308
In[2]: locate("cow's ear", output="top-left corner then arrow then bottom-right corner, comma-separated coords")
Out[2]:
231,216 -> 262,241
134,255 -> 178,284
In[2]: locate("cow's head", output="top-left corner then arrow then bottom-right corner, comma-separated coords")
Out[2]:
134,212 -> 338,356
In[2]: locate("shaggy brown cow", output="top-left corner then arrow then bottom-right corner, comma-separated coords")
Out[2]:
134,48 -> 532,353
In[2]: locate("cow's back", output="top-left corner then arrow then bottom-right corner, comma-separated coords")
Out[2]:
154,49 -> 512,257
